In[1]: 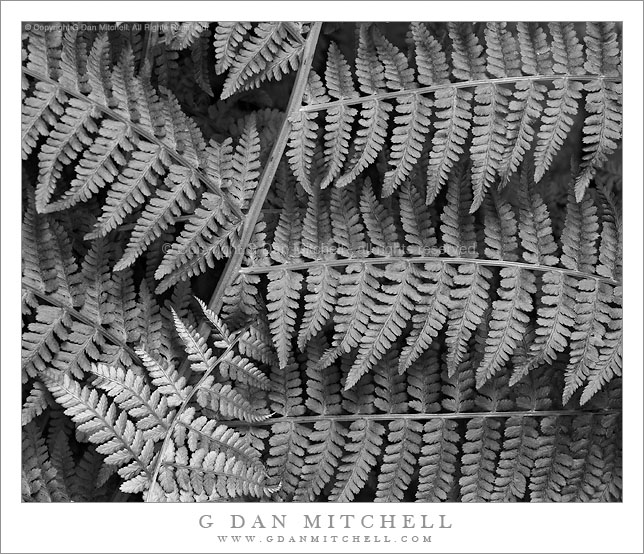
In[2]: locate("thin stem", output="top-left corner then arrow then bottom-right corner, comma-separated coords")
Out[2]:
22,68 -> 243,222
204,22 -> 323,318
299,74 -> 623,114
220,409 -> 621,428
238,256 -> 621,286
23,283 -> 142,365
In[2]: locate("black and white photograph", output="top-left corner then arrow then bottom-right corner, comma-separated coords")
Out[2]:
2,2 -> 643,553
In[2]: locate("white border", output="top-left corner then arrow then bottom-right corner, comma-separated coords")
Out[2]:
2,3 -> 642,553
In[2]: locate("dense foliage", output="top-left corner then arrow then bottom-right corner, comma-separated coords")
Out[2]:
21,21 -> 622,502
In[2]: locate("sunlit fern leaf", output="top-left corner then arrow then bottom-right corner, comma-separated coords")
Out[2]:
319,262 -> 381,370
196,379 -> 270,424
89,363 -> 170,442
135,347 -> 189,407
214,22 -> 252,75
336,25 -> 391,188
171,308 -> 216,373
221,22 -> 305,100
159,442 -> 275,501
177,409 -> 264,471
534,23 -> 584,183
22,421 -> 69,502
219,352 -> 272,391
42,370 -> 156,494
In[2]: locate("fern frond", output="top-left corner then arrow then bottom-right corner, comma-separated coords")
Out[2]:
22,421 -> 69,502
476,267 -> 536,388
214,22 -> 253,75
399,262 -> 453,373
530,416 -> 573,501
416,418 -> 460,501
346,261 -> 419,389
491,416 -> 539,501
221,22 -> 305,99
287,70 -> 329,193
328,418 -> 385,501
336,26 -> 391,188
43,370 -> 155,493
89,363 -> 170,441
533,23 -> 584,182
319,42 -> 358,189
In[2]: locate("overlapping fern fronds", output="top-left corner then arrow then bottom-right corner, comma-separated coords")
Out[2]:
22,21 -> 622,504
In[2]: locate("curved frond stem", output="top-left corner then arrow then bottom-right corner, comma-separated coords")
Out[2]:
204,22 -> 323,317
146,323 -> 252,501
238,256 -> 620,286
299,74 -> 622,114
21,67 -> 243,222
220,409 -> 621,427
22,282 -> 142,365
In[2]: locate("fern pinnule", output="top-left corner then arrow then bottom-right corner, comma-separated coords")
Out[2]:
345,261 -> 419,390
374,29 -> 431,197
220,22 -> 305,100
336,25 -> 391,189
214,22 -> 252,75
287,70 -> 329,193
329,377 -> 385,502
533,23 -> 584,183
399,262 -> 453,374
499,23 -> 551,184
319,42 -> 359,190
294,337 -> 346,501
